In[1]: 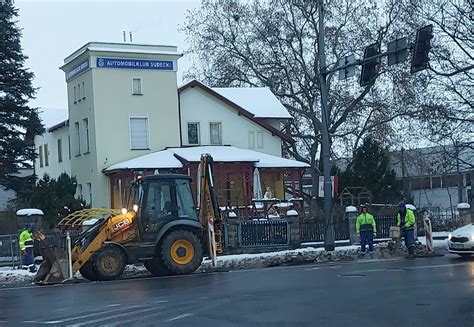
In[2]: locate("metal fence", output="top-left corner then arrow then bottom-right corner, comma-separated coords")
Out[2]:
0,229 -> 82,267
238,220 -> 289,247
300,216 -> 422,242
299,219 -> 349,243
41,230 -> 81,251
375,216 -> 398,238
419,208 -> 461,232
0,234 -> 21,267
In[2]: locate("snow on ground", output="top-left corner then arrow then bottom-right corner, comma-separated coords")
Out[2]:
0,267 -> 35,286
418,237 -> 447,248
0,238 -> 450,286
432,232 -> 449,238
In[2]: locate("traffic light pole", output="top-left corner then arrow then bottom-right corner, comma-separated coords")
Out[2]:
318,0 -> 335,251
325,50 -> 397,76
316,6 -> 432,251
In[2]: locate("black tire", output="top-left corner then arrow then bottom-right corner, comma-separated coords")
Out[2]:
161,229 -> 203,275
144,257 -> 172,277
457,253 -> 472,259
79,260 -> 98,281
92,246 -> 126,281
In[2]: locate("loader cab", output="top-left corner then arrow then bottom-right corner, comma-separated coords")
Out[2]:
136,175 -> 198,241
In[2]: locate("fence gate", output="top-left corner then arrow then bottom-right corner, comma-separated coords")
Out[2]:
0,234 -> 21,267
300,219 -> 349,243
238,220 -> 289,247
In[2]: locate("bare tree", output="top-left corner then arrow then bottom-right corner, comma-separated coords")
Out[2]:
402,0 -> 473,157
182,0 -> 428,202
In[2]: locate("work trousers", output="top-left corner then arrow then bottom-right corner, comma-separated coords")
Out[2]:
22,247 -> 36,272
360,230 -> 374,253
402,229 -> 415,248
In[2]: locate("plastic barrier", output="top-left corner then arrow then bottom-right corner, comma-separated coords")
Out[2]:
423,218 -> 433,253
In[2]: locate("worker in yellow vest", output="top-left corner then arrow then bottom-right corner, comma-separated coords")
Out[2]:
397,202 -> 416,258
356,204 -> 377,254
19,224 -> 36,272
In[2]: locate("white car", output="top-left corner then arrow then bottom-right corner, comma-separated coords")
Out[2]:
447,223 -> 474,258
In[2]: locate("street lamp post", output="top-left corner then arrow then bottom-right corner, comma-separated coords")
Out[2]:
317,0 -> 335,251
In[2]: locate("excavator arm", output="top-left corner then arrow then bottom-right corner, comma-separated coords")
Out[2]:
198,154 -> 223,266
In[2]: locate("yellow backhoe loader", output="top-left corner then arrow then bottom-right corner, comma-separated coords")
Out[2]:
34,154 -> 223,283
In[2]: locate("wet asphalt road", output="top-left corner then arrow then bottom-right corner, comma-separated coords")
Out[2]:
0,254 -> 473,327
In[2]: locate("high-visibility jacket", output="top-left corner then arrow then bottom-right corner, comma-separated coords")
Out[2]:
19,229 -> 33,251
397,209 -> 416,230
356,212 -> 376,233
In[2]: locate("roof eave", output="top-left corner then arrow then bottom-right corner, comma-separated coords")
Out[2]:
180,80 -> 295,144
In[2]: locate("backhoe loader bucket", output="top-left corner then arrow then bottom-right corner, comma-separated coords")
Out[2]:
34,236 -> 69,284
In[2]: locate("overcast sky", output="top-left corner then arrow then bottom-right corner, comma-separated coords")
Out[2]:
16,0 -> 200,111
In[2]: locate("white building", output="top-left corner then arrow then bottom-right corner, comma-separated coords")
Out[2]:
179,80 -> 293,156
389,145 -> 473,210
34,112 -> 71,180
34,42 -> 298,209
35,42 -> 182,207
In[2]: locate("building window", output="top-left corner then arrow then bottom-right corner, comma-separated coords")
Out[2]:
74,122 -> 81,155
83,118 -> 90,153
209,122 -> 222,145
431,176 -> 441,189
132,78 -> 142,95
257,131 -> 264,149
129,117 -> 149,150
187,122 -> 200,145
77,184 -> 83,200
39,145 -> 43,168
44,144 -> 49,166
68,135 -> 71,159
77,83 -> 81,102
82,81 -> 86,99
57,138 -> 63,163
86,182 -> 92,205
248,131 -> 255,149
73,86 -> 77,103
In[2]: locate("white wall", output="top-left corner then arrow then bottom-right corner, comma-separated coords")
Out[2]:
412,187 -> 470,210
34,125 -> 71,180
62,46 -> 181,208
180,87 -> 282,156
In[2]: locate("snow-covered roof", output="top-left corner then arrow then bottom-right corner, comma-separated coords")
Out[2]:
211,87 -> 292,119
252,151 -> 309,168
105,150 -> 183,171
38,108 -> 68,130
172,146 -> 258,163
104,146 -> 309,172
16,208 -> 44,216
457,203 -> 470,209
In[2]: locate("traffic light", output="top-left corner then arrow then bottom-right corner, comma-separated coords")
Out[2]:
387,37 -> 408,66
411,24 -> 433,73
359,43 -> 381,87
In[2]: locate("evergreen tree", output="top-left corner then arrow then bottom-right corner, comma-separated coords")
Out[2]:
30,173 -> 86,228
340,138 -> 401,203
0,0 -> 43,204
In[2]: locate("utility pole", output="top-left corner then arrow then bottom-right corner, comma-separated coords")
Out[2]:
318,0 -> 335,251
455,143 -> 463,203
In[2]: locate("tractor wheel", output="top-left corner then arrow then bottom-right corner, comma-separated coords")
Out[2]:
144,257 -> 172,277
79,260 -> 98,281
161,230 -> 203,275
92,246 -> 126,281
